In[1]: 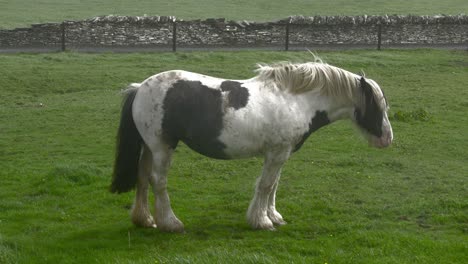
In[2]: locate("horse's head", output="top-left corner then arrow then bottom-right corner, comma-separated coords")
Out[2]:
353,77 -> 393,148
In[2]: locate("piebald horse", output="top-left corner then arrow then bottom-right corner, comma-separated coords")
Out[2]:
111,60 -> 393,232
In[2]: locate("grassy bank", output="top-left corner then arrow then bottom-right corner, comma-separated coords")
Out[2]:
0,50 -> 467,263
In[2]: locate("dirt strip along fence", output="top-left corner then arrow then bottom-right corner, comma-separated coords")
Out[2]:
1,15 -> 467,52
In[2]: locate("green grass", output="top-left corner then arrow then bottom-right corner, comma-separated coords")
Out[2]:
1,0 -> 468,29
0,50 -> 467,263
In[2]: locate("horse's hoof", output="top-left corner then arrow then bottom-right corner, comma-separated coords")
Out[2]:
133,221 -> 157,228
132,215 -> 157,228
272,219 -> 287,226
268,211 -> 287,226
157,217 -> 185,233
253,224 -> 276,231
248,216 -> 276,231
159,225 -> 185,233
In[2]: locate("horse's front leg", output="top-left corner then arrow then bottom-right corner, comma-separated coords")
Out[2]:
247,149 -> 290,230
267,171 -> 287,226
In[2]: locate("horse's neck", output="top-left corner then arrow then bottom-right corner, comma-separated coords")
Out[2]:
303,92 -> 355,123
318,75 -> 360,122
253,77 -> 356,123
327,105 -> 354,121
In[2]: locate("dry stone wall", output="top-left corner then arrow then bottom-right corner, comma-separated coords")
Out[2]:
0,15 -> 467,51
64,16 -> 175,48
0,23 -> 62,47
176,19 -> 286,47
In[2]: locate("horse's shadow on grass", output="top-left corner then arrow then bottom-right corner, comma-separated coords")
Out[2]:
64,220 -> 287,250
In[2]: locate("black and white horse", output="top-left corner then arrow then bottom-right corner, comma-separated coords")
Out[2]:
111,60 -> 393,232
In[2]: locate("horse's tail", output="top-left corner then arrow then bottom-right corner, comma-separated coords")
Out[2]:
110,84 -> 143,193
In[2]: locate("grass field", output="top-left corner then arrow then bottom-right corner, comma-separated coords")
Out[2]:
1,0 -> 468,29
0,49 -> 467,263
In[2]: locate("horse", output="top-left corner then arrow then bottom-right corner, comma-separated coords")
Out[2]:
110,60 -> 393,232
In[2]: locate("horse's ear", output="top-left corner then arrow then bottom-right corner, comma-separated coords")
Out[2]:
358,70 -> 366,77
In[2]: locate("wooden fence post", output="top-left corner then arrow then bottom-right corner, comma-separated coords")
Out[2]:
377,24 -> 382,50
61,22 -> 66,52
285,23 -> 290,51
172,20 -> 177,52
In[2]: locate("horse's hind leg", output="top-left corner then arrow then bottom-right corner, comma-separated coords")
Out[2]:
148,141 -> 184,233
131,145 -> 156,228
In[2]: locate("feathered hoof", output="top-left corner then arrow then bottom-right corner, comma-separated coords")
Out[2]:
248,216 -> 276,231
268,211 -> 287,226
157,217 -> 185,233
271,218 -> 287,226
132,211 -> 157,228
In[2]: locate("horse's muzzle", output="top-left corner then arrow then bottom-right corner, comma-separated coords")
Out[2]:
370,133 -> 393,148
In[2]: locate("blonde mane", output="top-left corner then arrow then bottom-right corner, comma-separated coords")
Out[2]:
255,61 -> 361,103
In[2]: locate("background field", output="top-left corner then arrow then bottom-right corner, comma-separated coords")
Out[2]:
1,0 -> 468,28
0,49 -> 467,263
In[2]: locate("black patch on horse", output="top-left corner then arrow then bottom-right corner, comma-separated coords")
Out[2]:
220,81 -> 250,110
355,77 -> 384,137
161,80 -> 229,159
293,110 -> 330,152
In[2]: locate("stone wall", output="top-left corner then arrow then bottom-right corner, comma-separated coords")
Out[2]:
176,19 -> 286,47
0,23 -> 62,47
286,15 -> 468,46
0,15 -> 467,51
64,16 -> 175,48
